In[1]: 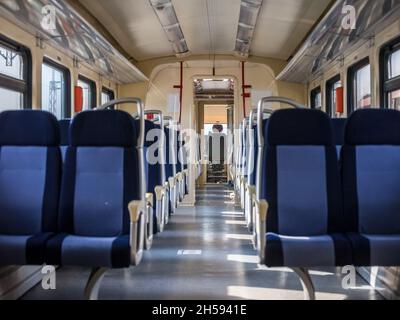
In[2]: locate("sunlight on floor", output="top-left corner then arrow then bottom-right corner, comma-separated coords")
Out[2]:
225,220 -> 247,226
225,234 -> 253,241
227,286 -> 348,300
221,211 -> 243,216
227,254 -> 259,264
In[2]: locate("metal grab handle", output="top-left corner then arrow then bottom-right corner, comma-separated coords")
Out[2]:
257,96 -> 306,147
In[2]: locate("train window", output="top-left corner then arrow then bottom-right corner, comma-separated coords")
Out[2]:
326,75 -> 341,118
310,87 -> 322,110
0,37 -> 31,111
42,59 -> 70,119
101,87 -> 115,105
381,38 -> 400,110
78,76 -> 97,110
348,58 -> 371,112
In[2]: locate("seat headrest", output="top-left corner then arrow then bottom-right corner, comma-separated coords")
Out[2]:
70,110 -> 137,147
345,109 -> 400,145
267,109 -> 332,146
135,119 -> 161,147
0,110 -> 60,146
59,119 -> 71,146
331,118 -> 346,146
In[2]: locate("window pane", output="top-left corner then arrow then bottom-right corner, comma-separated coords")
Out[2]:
101,92 -> 110,105
78,79 -> 92,110
389,89 -> 400,110
330,80 -> 341,116
42,63 -> 65,119
314,92 -> 322,110
389,49 -> 400,79
355,64 -> 371,109
0,43 -> 24,80
0,87 -> 23,110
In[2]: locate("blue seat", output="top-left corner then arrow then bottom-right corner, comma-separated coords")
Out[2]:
0,110 -> 61,266
59,119 -> 71,162
331,118 -> 346,157
245,111 -> 263,233
248,121 -> 260,188
164,125 -> 178,212
182,139 -> 189,195
137,119 -> 165,234
260,109 -> 351,268
342,109 -> 400,266
46,110 -> 145,271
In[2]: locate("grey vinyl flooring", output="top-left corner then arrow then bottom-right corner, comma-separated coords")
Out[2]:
22,185 -> 382,300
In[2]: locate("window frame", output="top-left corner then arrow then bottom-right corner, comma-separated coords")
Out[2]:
0,35 -> 32,108
380,36 -> 400,109
101,86 -> 115,105
78,75 -> 97,110
310,86 -> 322,110
347,57 -> 371,113
42,57 -> 71,118
326,74 -> 341,118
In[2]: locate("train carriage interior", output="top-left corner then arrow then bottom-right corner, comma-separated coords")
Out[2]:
1,0 -> 400,304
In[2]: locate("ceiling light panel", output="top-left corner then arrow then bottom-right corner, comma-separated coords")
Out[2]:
149,0 -> 189,55
235,0 -> 263,56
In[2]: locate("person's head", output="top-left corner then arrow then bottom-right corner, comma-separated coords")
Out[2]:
212,122 -> 223,133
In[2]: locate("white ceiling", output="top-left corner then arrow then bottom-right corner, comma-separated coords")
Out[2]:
78,0 -> 332,61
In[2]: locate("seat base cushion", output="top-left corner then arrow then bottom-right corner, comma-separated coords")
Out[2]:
348,233 -> 400,266
46,234 -> 131,268
0,233 -> 54,266
265,233 -> 352,267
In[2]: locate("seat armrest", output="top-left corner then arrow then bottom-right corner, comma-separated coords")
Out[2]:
168,177 -> 175,188
256,199 -> 269,264
155,186 -> 166,201
144,193 -> 154,249
128,200 -> 146,265
176,172 -> 183,182
146,192 -> 154,208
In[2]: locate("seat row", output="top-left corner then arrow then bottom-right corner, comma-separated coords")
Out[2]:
252,106 -> 400,299
0,102 -> 189,299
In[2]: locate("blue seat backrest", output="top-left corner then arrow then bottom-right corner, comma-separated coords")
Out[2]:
242,128 -> 249,177
342,109 -> 400,234
249,121 -> 264,186
181,140 -> 188,171
0,110 -> 61,235
58,110 -> 140,237
59,119 -> 71,162
177,130 -> 183,173
135,119 -> 163,193
164,127 -> 177,179
331,118 -> 346,157
262,109 -> 343,236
